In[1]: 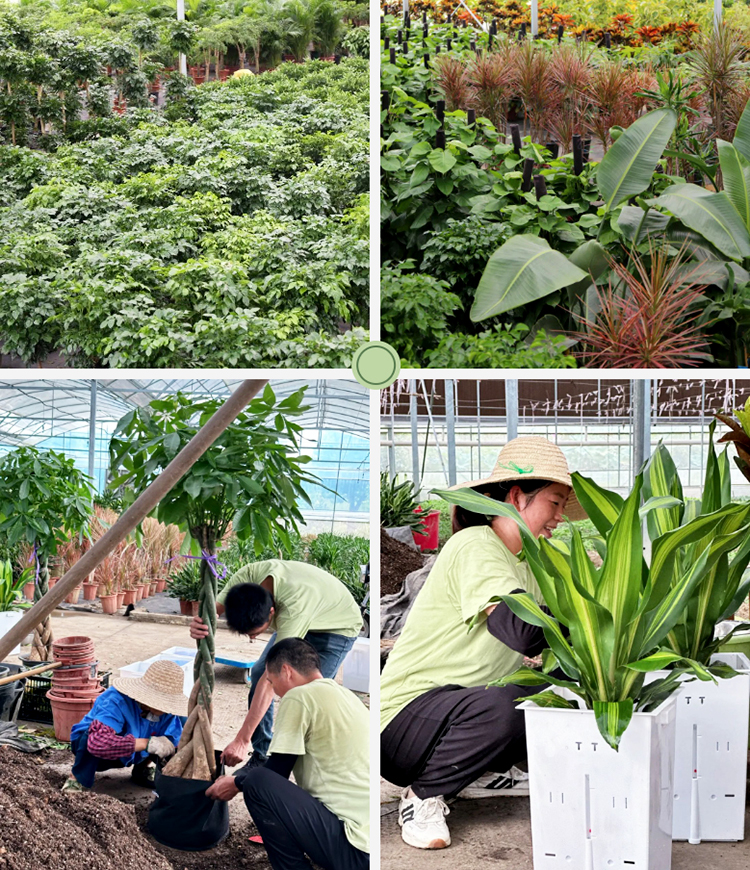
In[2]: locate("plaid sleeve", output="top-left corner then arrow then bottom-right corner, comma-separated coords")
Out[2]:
86,718 -> 136,760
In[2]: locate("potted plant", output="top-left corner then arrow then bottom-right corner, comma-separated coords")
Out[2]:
380,472 -> 427,547
640,425 -> 750,842
109,385 -> 320,800
94,554 -> 120,615
0,448 -> 95,660
434,469 -> 750,868
166,561 -> 202,616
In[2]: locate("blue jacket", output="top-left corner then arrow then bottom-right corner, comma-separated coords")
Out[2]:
70,686 -> 184,766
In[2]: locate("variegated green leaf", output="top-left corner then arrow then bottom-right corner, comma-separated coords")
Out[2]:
570,472 -> 624,536
643,443 -> 683,540
517,691 -> 579,709
594,699 -> 634,750
625,649 -> 684,671
500,592 -> 580,679
490,666 -> 587,699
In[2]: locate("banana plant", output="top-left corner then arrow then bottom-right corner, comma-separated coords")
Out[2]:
432,472 -> 750,751
472,108 -> 677,320
642,421 -> 750,662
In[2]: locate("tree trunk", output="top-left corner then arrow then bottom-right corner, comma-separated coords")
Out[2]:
31,553 -> 53,661
163,526 -> 217,779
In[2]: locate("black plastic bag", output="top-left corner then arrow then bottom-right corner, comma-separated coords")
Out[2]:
148,750 -> 230,851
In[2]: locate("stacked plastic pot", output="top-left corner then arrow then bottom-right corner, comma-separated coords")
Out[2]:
46,636 -> 103,741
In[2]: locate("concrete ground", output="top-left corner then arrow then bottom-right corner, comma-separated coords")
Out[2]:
380,776 -> 750,869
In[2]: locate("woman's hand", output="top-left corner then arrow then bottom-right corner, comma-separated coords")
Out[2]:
189,615 -> 210,640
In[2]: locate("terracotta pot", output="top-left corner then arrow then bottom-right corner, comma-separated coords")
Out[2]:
156,579 -> 167,593
53,637 -> 94,656
122,589 -> 137,605
82,583 -> 98,601
46,691 -> 98,741
179,599 -> 199,616
100,594 -> 119,614
141,583 -> 150,599
49,577 -> 59,588
135,584 -> 145,602
23,582 -> 35,600
65,586 -> 82,604
116,592 -> 125,607
149,581 -> 157,595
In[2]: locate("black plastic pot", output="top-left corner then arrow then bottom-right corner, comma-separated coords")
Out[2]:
0,663 -> 26,723
148,751 -> 229,851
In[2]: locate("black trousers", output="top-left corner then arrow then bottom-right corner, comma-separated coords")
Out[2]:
381,683 -> 541,800
241,767 -> 369,870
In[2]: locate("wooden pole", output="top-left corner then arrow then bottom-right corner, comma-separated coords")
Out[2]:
0,379 -> 269,661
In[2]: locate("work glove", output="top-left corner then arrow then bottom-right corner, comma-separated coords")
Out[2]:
147,735 -> 176,759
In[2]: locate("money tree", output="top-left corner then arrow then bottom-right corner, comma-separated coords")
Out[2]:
109,385 -> 318,780
0,447 -> 95,660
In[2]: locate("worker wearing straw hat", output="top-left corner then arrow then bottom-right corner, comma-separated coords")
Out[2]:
380,436 -> 585,850
62,660 -> 187,792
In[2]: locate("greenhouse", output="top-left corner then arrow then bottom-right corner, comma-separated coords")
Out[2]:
0,377 -> 371,870
380,376 -> 750,870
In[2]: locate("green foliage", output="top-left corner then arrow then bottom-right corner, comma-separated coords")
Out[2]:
306,532 -> 369,602
109,385 -> 319,555
341,25 -> 368,58
0,446 -> 94,560
380,472 -> 425,533
0,57 -> 370,366
166,559 -> 203,601
433,462 -> 750,750
0,558 -> 25,611
424,324 -> 577,368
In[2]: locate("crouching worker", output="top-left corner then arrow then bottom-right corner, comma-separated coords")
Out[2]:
206,638 -> 369,870
62,660 -> 187,793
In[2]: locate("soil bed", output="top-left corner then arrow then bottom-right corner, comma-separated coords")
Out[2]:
0,747 -> 269,870
380,529 -> 425,596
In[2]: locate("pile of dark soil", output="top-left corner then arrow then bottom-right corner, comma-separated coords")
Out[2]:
0,747 -> 270,870
381,528 -> 424,597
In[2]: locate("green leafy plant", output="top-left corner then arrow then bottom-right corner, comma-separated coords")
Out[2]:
110,385 -> 321,781
166,560 -> 203,601
380,472 -> 426,534
432,464 -> 750,751
715,397 -> 750,482
306,532 -> 369,603
0,446 -> 95,659
0,559 -> 25,612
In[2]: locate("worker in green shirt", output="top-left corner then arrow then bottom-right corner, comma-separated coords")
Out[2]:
190,559 -> 362,767
206,637 -> 369,870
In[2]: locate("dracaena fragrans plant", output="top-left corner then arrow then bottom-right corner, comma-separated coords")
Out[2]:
433,464 -> 750,751
642,420 -> 750,661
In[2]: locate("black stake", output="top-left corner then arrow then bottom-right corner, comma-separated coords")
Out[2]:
605,32 -> 611,48
533,175 -> 548,198
447,38 -> 452,50
522,158 -> 534,192
384,36 -> 390,50
389,47 -> 396,64
381,90 -> 390,110
510,123 -> 522,153
436,99 -> 445,123
403,41 -> 408,54
397,29 -> 402,43
573,134 -> 583,175
467,108 -> 476,126
557,24 -> 564,43
423,53 -> 430,67
436,129 -> 446,149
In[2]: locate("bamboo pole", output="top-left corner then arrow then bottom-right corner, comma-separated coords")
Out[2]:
0,379 -> 269,662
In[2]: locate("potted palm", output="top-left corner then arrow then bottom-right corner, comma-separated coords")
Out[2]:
0,448 -> 95,660
109,385 -> 320,847
435,467 -> 750,869
166,561 -> 202,616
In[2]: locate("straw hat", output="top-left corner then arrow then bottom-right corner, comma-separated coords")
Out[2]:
451,436 -> 587,522
112,659 -> 188,717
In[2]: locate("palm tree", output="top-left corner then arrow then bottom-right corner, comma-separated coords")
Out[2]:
283,0 -> 315,62
311,0 -> 342,58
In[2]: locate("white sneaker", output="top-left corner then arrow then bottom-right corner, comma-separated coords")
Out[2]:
398,788 -> 451,849
456,766 -> 530,799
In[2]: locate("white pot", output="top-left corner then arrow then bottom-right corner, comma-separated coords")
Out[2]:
342,637 -> 369,693
0,610 -> 24,656
648,652 -> 750,843
522,691 -> 676,870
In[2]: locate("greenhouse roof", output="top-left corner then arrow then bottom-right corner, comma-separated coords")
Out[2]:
0,379 -> 369,445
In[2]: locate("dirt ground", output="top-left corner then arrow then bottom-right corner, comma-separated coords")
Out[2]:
2,607 -> 366,870
380,529 -> 424,597
380,772 -> 750,869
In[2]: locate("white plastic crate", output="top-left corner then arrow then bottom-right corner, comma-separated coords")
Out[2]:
522,691 -> 676,870
118,654 -> 194,696
0,611 -> 24,656
342,637 -> 369,693
669,652 -> 750,843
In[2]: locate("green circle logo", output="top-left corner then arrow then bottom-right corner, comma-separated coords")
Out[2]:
351,341 -> 400,389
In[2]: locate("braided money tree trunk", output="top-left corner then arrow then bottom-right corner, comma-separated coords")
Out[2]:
0,448 -> 94,662
109,386 -> 319,780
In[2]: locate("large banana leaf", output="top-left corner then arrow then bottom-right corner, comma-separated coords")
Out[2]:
597,108 -> 677,212
718,139 -> 750,232
471,235 -> 587,321
732,99 -> 750,164
616,206 -> 671,244
650,184 -> 750,262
